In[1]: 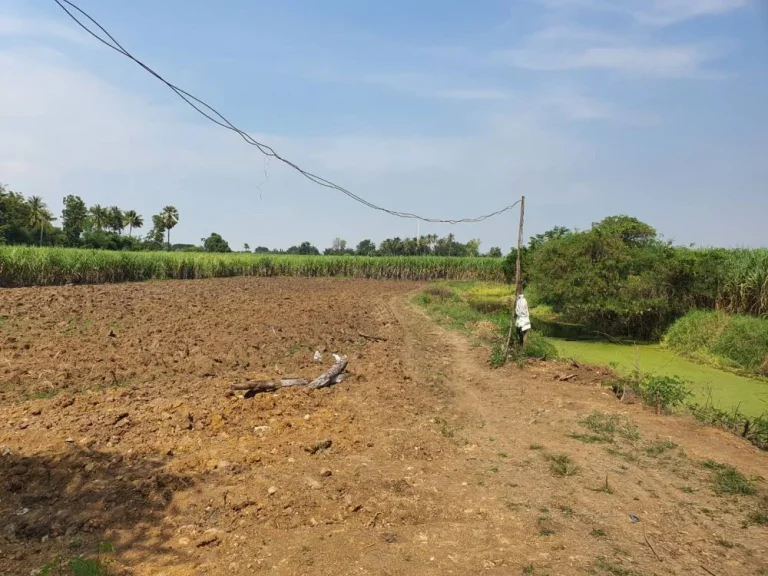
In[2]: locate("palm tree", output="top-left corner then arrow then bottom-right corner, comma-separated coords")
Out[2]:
160,205 -> 179,249
27,196 -> 53,246
90,204 -> 106,230
124,210 -> 144,237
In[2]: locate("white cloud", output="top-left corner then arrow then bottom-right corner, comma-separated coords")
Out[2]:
0,14 -> 88,42
360,72 -> 507,101
499,44 -> 708,76
536,0 -> 750,26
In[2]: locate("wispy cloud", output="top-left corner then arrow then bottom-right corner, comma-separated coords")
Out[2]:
0,14 -> 88,43
360,72 -> 508,101
493,21 -> 722,78
537,0 -> 751,26
497,44 -> 710,77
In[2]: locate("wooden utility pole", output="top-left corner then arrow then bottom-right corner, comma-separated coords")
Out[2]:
515,196 -> 525,297
504,196 -> 526,359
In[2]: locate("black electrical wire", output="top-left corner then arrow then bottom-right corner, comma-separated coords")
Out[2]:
52,0 -> 522,223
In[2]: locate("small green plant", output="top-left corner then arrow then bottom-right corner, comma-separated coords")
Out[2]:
490,466 -> 499,473
40,542 -> 114,575
568,433 -> 606,444
590,528 -> 607,539
591,476 -> 614,495
558,505 -> 574,518
579,412 -> 640,443
636,373 -> 691,413
704,462 -> 756,495
529,443 -> 543,450
715,538 -> 734,549
548,454 -> 579,477
433,416 -> 456,438
680,486 -> 695,494
593,556 -> 645,576
498,452 -> 508,458
645,440 -> 677,457
747,496 -> 768,526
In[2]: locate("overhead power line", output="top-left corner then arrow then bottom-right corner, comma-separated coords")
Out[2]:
52,0 -> 522,224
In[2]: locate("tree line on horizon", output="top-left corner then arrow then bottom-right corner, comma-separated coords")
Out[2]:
0,184 -> 504,257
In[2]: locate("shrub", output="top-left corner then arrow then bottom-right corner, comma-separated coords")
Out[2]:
636,374 -> 692,413
664,310 -> 768,375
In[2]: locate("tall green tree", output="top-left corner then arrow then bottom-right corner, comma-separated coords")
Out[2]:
123,210 -> 144,237
287,241 -> 319,255
203,232 -> 232,253
89,204 -> 106,230
159,205 -> 179,249
27,196 -> 54,246
61,195 -> 88,246
355,239 -> 376,256
146,214 -> 166,246
0,184 -> 33,245
105,206 -> 125,235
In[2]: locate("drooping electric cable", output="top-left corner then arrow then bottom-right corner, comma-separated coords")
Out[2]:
52,0 -> 522,223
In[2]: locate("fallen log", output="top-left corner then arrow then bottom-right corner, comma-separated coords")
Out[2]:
309,357 -> 348,390
358,332 -> 387,342
232,363 -> 351,393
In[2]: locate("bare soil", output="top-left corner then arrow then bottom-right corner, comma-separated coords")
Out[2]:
0,277 -> 766,575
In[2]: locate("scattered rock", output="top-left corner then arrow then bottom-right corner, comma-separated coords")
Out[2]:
195,530 -> 221,547
65,437 -> 74,443
305,439 -> 332,454
253,426 -> 271,436
305,477 -> 322,490
112,412 -> 129,425
320,468 -> 332,477
210,413 -> 225,430
267,486 -> 277,496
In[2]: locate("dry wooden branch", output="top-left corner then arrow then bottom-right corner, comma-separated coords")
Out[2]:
232,367 -> 351,393
358,332 -> 387,342
700,566 -> 717,576
643,524 -> 661,562
555,373 -> 577,382
309,357 -> 349,390
231,379 -> 307,392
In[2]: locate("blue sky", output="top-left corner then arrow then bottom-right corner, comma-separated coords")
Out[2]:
1,0 -> 766,250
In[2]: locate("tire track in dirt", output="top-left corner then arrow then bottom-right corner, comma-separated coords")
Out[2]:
389,295 -> 768,576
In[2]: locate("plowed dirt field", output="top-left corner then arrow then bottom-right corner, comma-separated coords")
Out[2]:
1,278 -> 766,575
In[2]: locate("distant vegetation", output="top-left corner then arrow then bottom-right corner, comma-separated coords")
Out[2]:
505,215 -> 767,340
0,248 -> 504,287
1,182 -> 501,257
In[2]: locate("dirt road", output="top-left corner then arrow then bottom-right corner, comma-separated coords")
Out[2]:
1,278 -> 766,575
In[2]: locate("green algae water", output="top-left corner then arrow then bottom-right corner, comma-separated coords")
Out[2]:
551,339 -> 768,417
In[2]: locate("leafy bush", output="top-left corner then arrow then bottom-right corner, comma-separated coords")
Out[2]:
522,216 -> 768,340
611,371 -> 691,413
637,374 -> 692,412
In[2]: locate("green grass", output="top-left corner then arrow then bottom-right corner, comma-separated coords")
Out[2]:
701,460 -> 756,495
644,440 -> 677,457
576,412 -> 640,443
664,310 -> 768,376
0,246 -> 505,287
548,454 -> 579,477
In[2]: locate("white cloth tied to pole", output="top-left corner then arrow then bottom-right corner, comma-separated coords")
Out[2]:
515,294 -> 531,332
